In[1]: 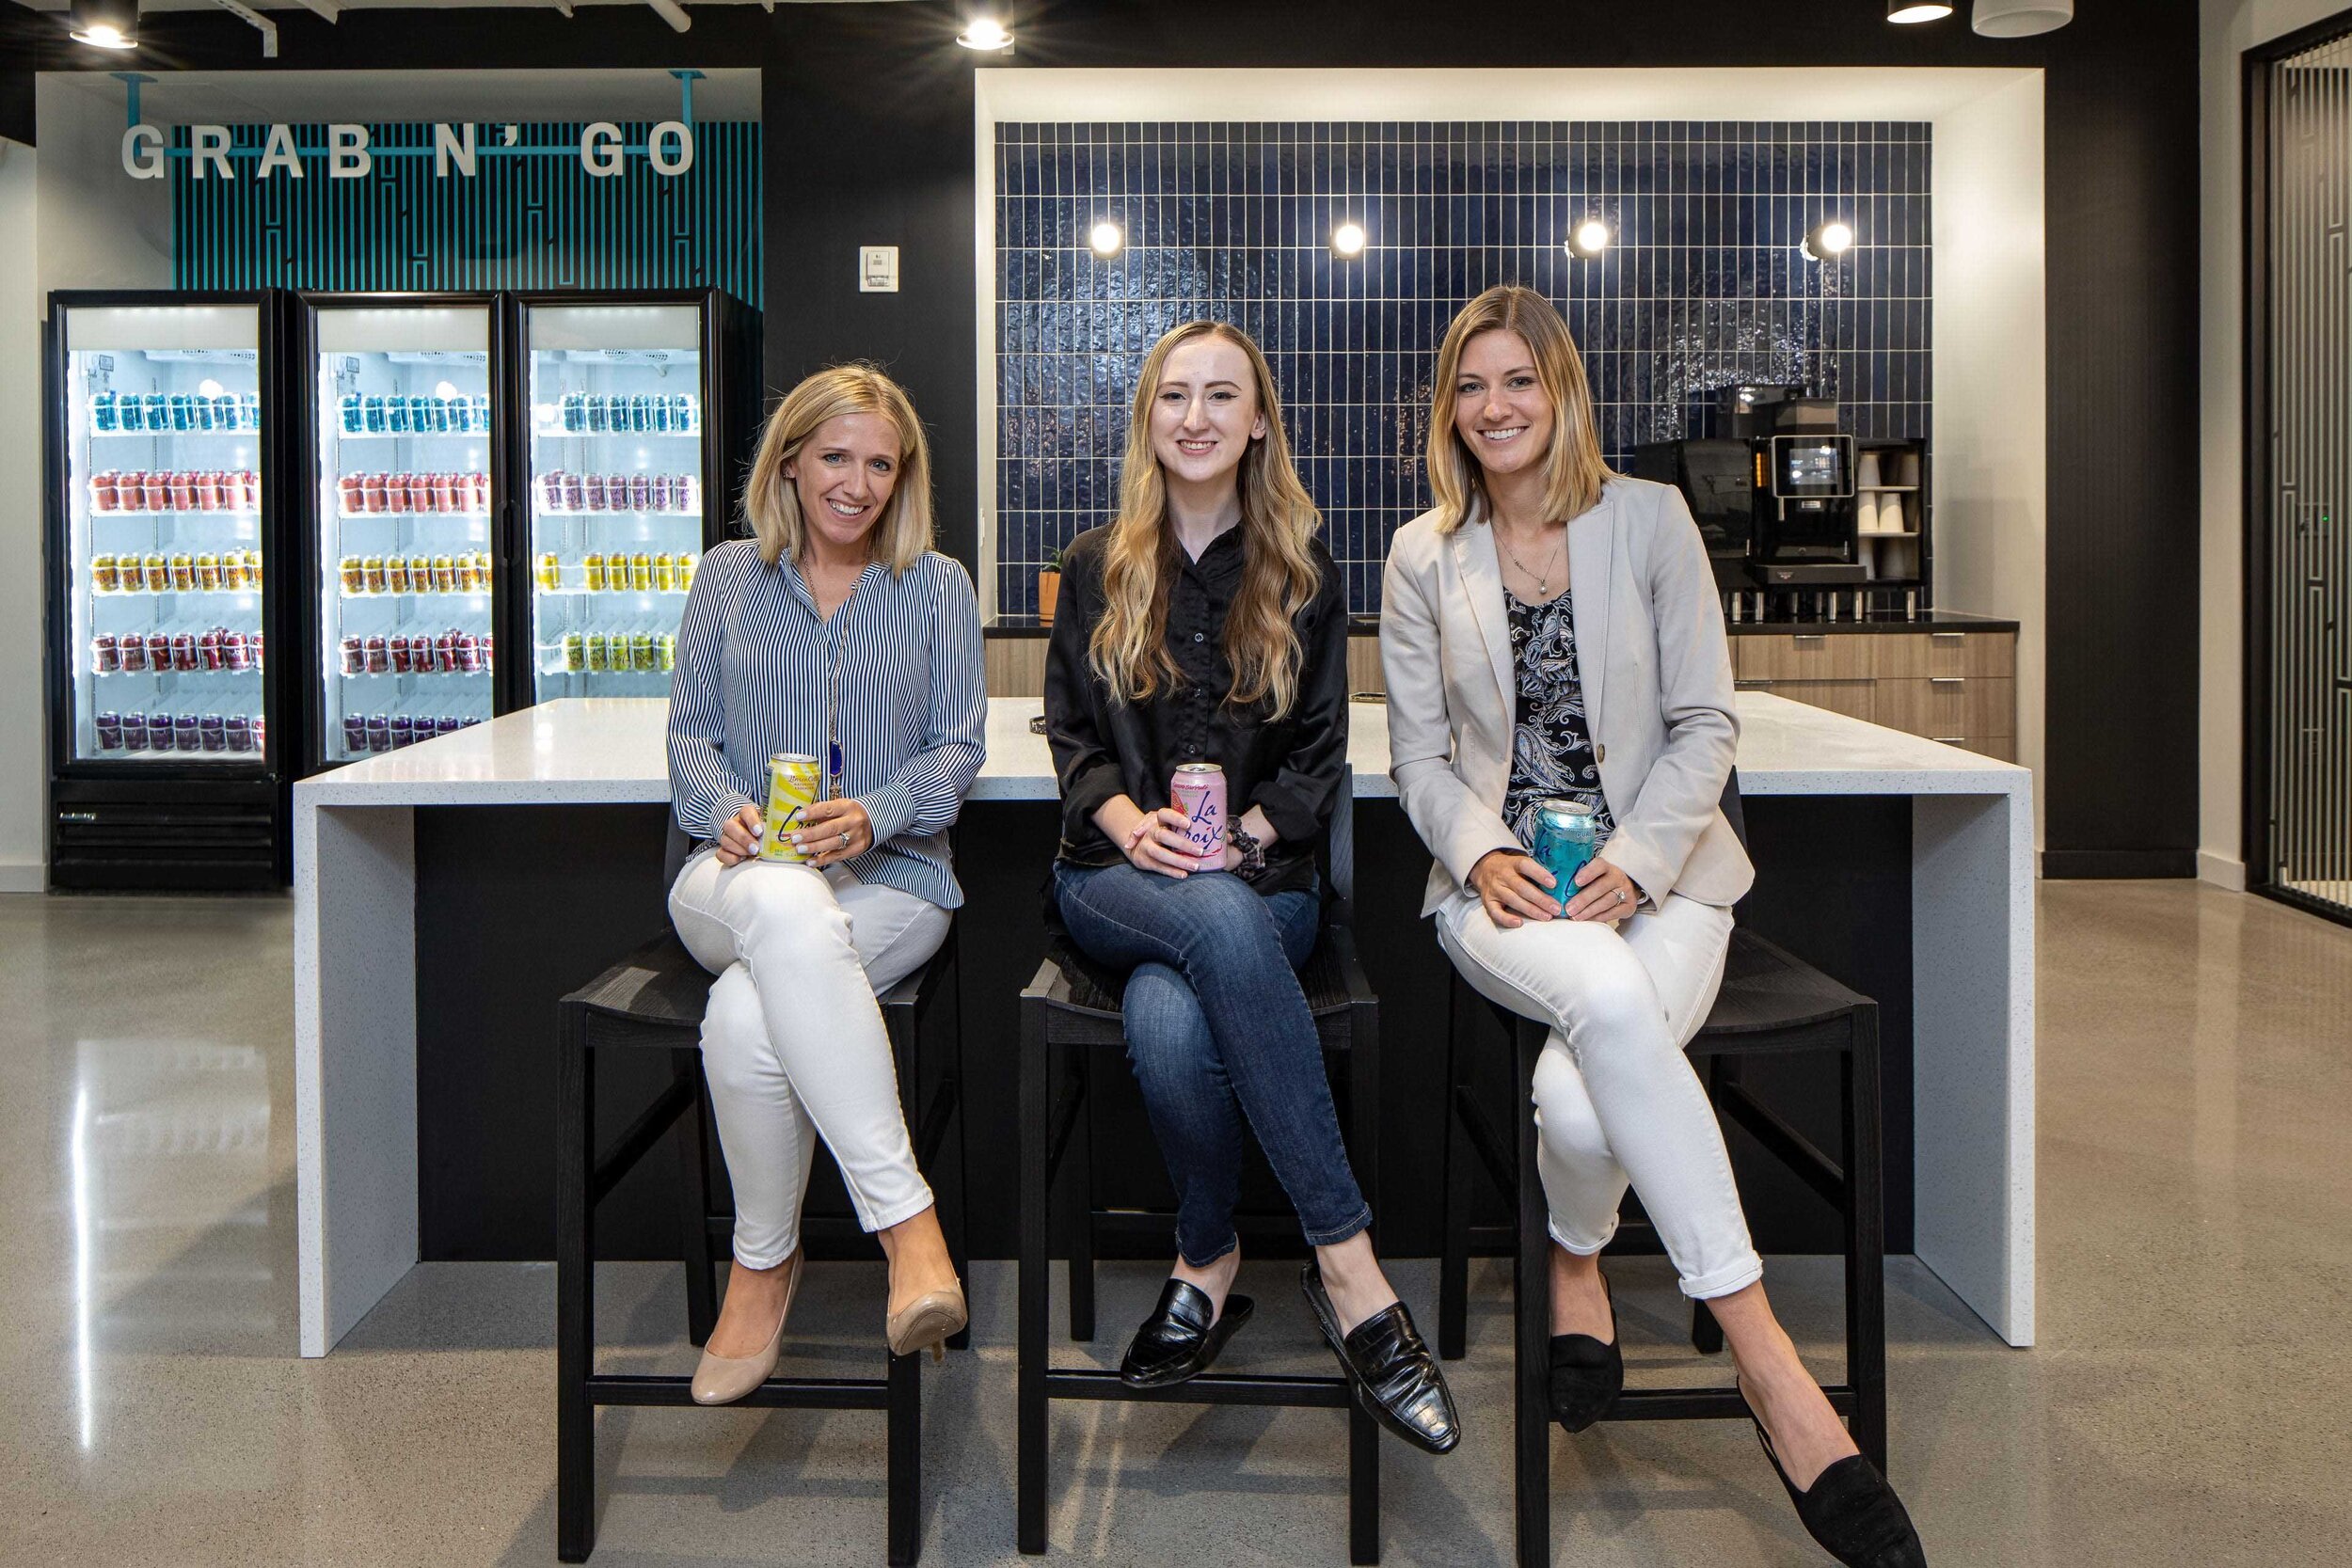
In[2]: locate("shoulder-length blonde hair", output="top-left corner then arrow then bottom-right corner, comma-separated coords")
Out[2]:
741,363 -> 934,572
1089,321 -> 1325,720
1425,285 -> 1613,532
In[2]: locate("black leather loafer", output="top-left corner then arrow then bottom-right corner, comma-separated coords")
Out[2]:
1119,1280 -> 1254,1388
1300,1264 -> 1460,1455
1548,1275 -> 1622,1433
1740,1383 -> 1928,1567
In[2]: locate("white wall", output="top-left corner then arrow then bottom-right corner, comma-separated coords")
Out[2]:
1931,73 -> 2048,843
2199,0 -> 2344,891
0,139 -> 44,893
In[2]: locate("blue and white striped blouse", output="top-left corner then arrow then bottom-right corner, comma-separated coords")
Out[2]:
667,538 -> 987,909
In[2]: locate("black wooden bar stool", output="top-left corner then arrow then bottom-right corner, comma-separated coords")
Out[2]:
1016,779 -> 1384,1564
556,827 -> 970,1566
1433,780 -> 1887,1568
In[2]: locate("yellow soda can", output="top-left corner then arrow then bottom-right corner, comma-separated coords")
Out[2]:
757,752 -> 821,863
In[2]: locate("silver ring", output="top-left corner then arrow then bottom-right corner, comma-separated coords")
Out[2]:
839,830 -> 851,847
1614,887 -> 1627,903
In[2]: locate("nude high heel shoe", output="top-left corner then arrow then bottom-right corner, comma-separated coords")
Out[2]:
884,1278 -> 968,1364
691,1252 -> 802,1406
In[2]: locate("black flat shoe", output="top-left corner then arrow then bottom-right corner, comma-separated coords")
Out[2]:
1300,1263 -> 1460,1456
1548,1275 -> 1622,1433
1740,1384 -> 1927,1567
1119,1280 -> 1254,1388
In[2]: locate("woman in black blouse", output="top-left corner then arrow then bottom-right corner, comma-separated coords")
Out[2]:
1045,320 -> 1457,1454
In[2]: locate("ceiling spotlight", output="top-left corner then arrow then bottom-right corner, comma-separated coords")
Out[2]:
957,15 -> 1014,51
1330,221 -> 1367,259
1565,219 -> 1613,259
68,0 -> 139,49
1803,220 -> 1855,261
1089,220 -> 1123,258
1886,1 -> 1953,21
1972,0 -> 2073,37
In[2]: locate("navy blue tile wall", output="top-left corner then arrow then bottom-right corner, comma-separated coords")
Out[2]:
994,121 -> 1931,615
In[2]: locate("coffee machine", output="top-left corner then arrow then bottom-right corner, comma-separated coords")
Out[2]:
1632,387 -> 1867,590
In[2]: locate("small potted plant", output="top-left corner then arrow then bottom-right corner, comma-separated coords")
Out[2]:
1038,546 -> 1062,626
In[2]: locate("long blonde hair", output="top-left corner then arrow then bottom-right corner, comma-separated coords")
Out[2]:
741,363 -> 934,572
1426,286 -> 1613,532
1089,322 -> 1324,719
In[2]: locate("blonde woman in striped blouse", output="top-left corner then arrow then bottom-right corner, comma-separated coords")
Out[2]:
666,364 -> 984,1402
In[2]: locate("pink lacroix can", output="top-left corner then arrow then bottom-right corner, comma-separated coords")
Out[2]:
198,470 -> 226,512
90,472 -> 120,513
362,473 -> 388,514
167,470 -> 196,511
236,469 -> 260,512
142,471 -> 168,511
468,471 -> 489,514
1170,762 -> 1229,871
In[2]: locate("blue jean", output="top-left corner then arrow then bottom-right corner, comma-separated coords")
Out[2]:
1053,861 -> 1373,1267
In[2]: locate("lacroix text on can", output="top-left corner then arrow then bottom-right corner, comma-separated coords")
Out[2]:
757,753 -> 822,863
1170,762 -> 1230,870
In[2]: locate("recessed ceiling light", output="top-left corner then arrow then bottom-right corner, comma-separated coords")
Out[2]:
957,16 -> 1013,51
1803,220 -> 1855,261
68,0 -> 138,49
1330,221 -> 1367,258
1089,221 -> 1123,257
1886,1 -> 1953,22
1565,219 -> 1613,258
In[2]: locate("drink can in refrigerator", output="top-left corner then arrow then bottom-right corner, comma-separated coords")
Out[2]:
431,396 -> 453,434
92,634 -> 119,673
583,472 -> 607,512
562,632 -> 584,672
171,633 -> 198,672
628,632 -> 653,672
211,393 -> 236,432
455,632 -> 482,673
456,553 -> 482,594
196,553 -> 221,592
90,473 -> 119,513
91,391 -> 118,432
95,711 -> 122,750
629,551 -> 653,591
536,553 -> 562,592
480,633 -> 493,670
198,470 -> 225,511
340,394 -> 363,434
363,635 -> 388,674
387,395 -> 409,435
622,394 -> 646,432
654,553 -> 676,593
671,394 -> 693,433
365,715 -> 390,752
1170,762 -> 1228,869
427,632 -> 451,673
431,472 -> 457,513
339,556 -> 364,595
560,392 -> 584,433
389,636 -> 412,674
141,393 -> 167,432
361,473 -> 388,514
431,555 -> 456,594
584,394 -> 608,434
92,554 -> 120,593
388,555 -> 413,594
139,472 -> 167,511
226,715 -> 252,752
199,629 -> 223,671
172,715 -> 200,750
656,632 -> 675,671
467,471 -> 489,513
164,470 -> 192,510
409,395 -> 434,434
196,395 -> 218,432
384,473 -> 410,514
389,715 -> 414,749
342,714 -> 367,753
121,635 -> 149,673
223,631 -> 250,672
651,395 -> 671,434
166,393 -> 192,431
628,472 -> 651,511
758,754 -> 822,863
561,471 -> 585,512
362,555 -> 388,594
140,552 -> 167,591
234,469 -> 258,511
582,552 -> 606,592
114,392 -> 141,431
167,553 -> 194,592
199,714 -> 226,752
538,470 -> 565,512
435,715 -> 462,737
148,713 -> 174,752
115,471 -> 144,513
122,712 -> 149,751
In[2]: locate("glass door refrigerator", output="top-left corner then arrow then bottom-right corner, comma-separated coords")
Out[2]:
508,290 -> 746,707
44,291 -> 287,891
294,295 -> 502,769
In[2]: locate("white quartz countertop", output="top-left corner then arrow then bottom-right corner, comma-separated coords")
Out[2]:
293,692 -> 2027,810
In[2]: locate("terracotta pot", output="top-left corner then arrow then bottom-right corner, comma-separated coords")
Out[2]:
1038,569 -> 1060,626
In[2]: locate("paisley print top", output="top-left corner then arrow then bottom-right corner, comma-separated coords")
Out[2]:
1502,590 -> 1616,851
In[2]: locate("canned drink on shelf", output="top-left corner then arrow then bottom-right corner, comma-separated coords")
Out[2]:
90,392 -> 119,433
431,396 -> 454,435
199,629 -> 223,671
225,715 -> 252,752
467,471 -> 489,514
148,712 -> 175,752
141,394 -> 167,432
535,552 -> 562,592
628,472 -> 651,512
583,472 -> 607,513
116,556 -> 142,594
223,631 -> 251,672
89,472 -> 119,513
194,395 -> 217,432
250,714 -> 265,752
656,633 -> 675,672
172,715 -> 200,751
585,633 -> 609,673
198,470 -> 225,511
171,633 -> 199,672
429,631 -> 453,673
361,473 -> 388,514
364,715 -> 390,752
389,716 -> 415,749
358,394 -> 384,434
409,395 -> 434,434
115,471 -> 144,514
627,394 -> 651,433
360,555 -> 386,594
560,392 -> 585,433
141,552 -> 167,592
449,631 -> 476,673
339,394 -> 363,435
115,393 -> 142,432
582,552 -> 607,593
364,635 -> 389,674
434,714 -> 461,737
166,471 -> 194,510
140,472 -> 167,511
431,555 -> 457,594
245,550 -> 263,592
196,553 -> 221,592
238,393 -> 259,430
91,634 -> 119,673
758,753 -> 822,863
654,553 -> 676,593
629,551 -> 654,591
470,395 -> 491,433
430,472 -> 456,514
121,713 -> 149,751
538,470 -> 566,513
584,395 -> 608,435
680,551 -> 699,588
389,636 -> 412,674
672,394 -> 694,433
168,553 -> 195,592
120,635 -> 149,673
386,555 -> 411,595
387,473 -> 412,515
94,711 -> 122,750
562,633 -> 584,672
342,714 -> 367,753
627,632 -> 653,672
481,633 -> 493,670
453,554 -> 478,594
386,396 -> 409,436
562,471 -> 586,512
92,554 -> 120,594
235,470 -> 259,511
199,714 -> 227,752
166,393 -> 192,431
336,475 -> 363,516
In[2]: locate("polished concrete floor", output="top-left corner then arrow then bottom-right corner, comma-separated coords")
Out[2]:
2,880 -> 2347,1565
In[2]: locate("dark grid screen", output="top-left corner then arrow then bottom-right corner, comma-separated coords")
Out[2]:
994,120 -> 1931,615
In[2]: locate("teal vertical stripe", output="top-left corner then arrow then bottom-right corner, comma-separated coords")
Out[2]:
170,120 -> 761,306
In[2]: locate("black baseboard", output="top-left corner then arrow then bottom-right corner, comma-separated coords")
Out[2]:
2041,848 -> 2198,879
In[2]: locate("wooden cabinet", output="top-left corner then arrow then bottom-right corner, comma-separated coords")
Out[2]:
1734,627 -> 2016,756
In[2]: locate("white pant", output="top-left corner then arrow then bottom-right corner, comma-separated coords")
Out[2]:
669,850 -> 950,1269
1438,888 -> 1763,1301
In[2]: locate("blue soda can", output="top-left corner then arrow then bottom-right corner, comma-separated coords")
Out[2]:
650,394 -> 672,433
91,391 -> 118,432
168,392 -> 194,431
409,394 -> 434,433
215,393 -> 239,430
434,395 -> 455,433
193,394 -> 215,431
469,394 -> 491,432
629,393 -> 653,432
240,392 -> 261,430
143,393 -> 168,431
1531,799 -> 1601,911
585,394 -> 609,434
362,394 -> 387,434
339,394 -> 363,434
671,393 -> 694,432
387,395 -> 409,434
559,392 -> 583,432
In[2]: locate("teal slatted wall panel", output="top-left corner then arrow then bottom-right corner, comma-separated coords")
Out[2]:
170,121 -> 760,304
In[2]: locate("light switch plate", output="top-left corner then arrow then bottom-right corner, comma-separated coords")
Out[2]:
859,245 -> 900,293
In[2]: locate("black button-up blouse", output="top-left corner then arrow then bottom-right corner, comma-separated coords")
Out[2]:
1043,521 -> 1350,897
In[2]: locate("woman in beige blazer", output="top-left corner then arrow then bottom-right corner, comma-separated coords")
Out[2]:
1381,287 -> 1924,1567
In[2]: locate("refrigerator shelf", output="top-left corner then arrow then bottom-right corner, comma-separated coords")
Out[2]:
333,431 -> 490,441
338,670 -> 493,680
91,509 -> 262,521
339,590 -> 492,601
87,428 -> 260,440
92,588 -> 262,600
335,512 -> 491,523
531,429 -> 702,440
536,587 -> 690,598
532,509 -> 701,519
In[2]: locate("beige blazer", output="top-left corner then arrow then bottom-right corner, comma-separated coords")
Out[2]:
1379,476 -> 1755,918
